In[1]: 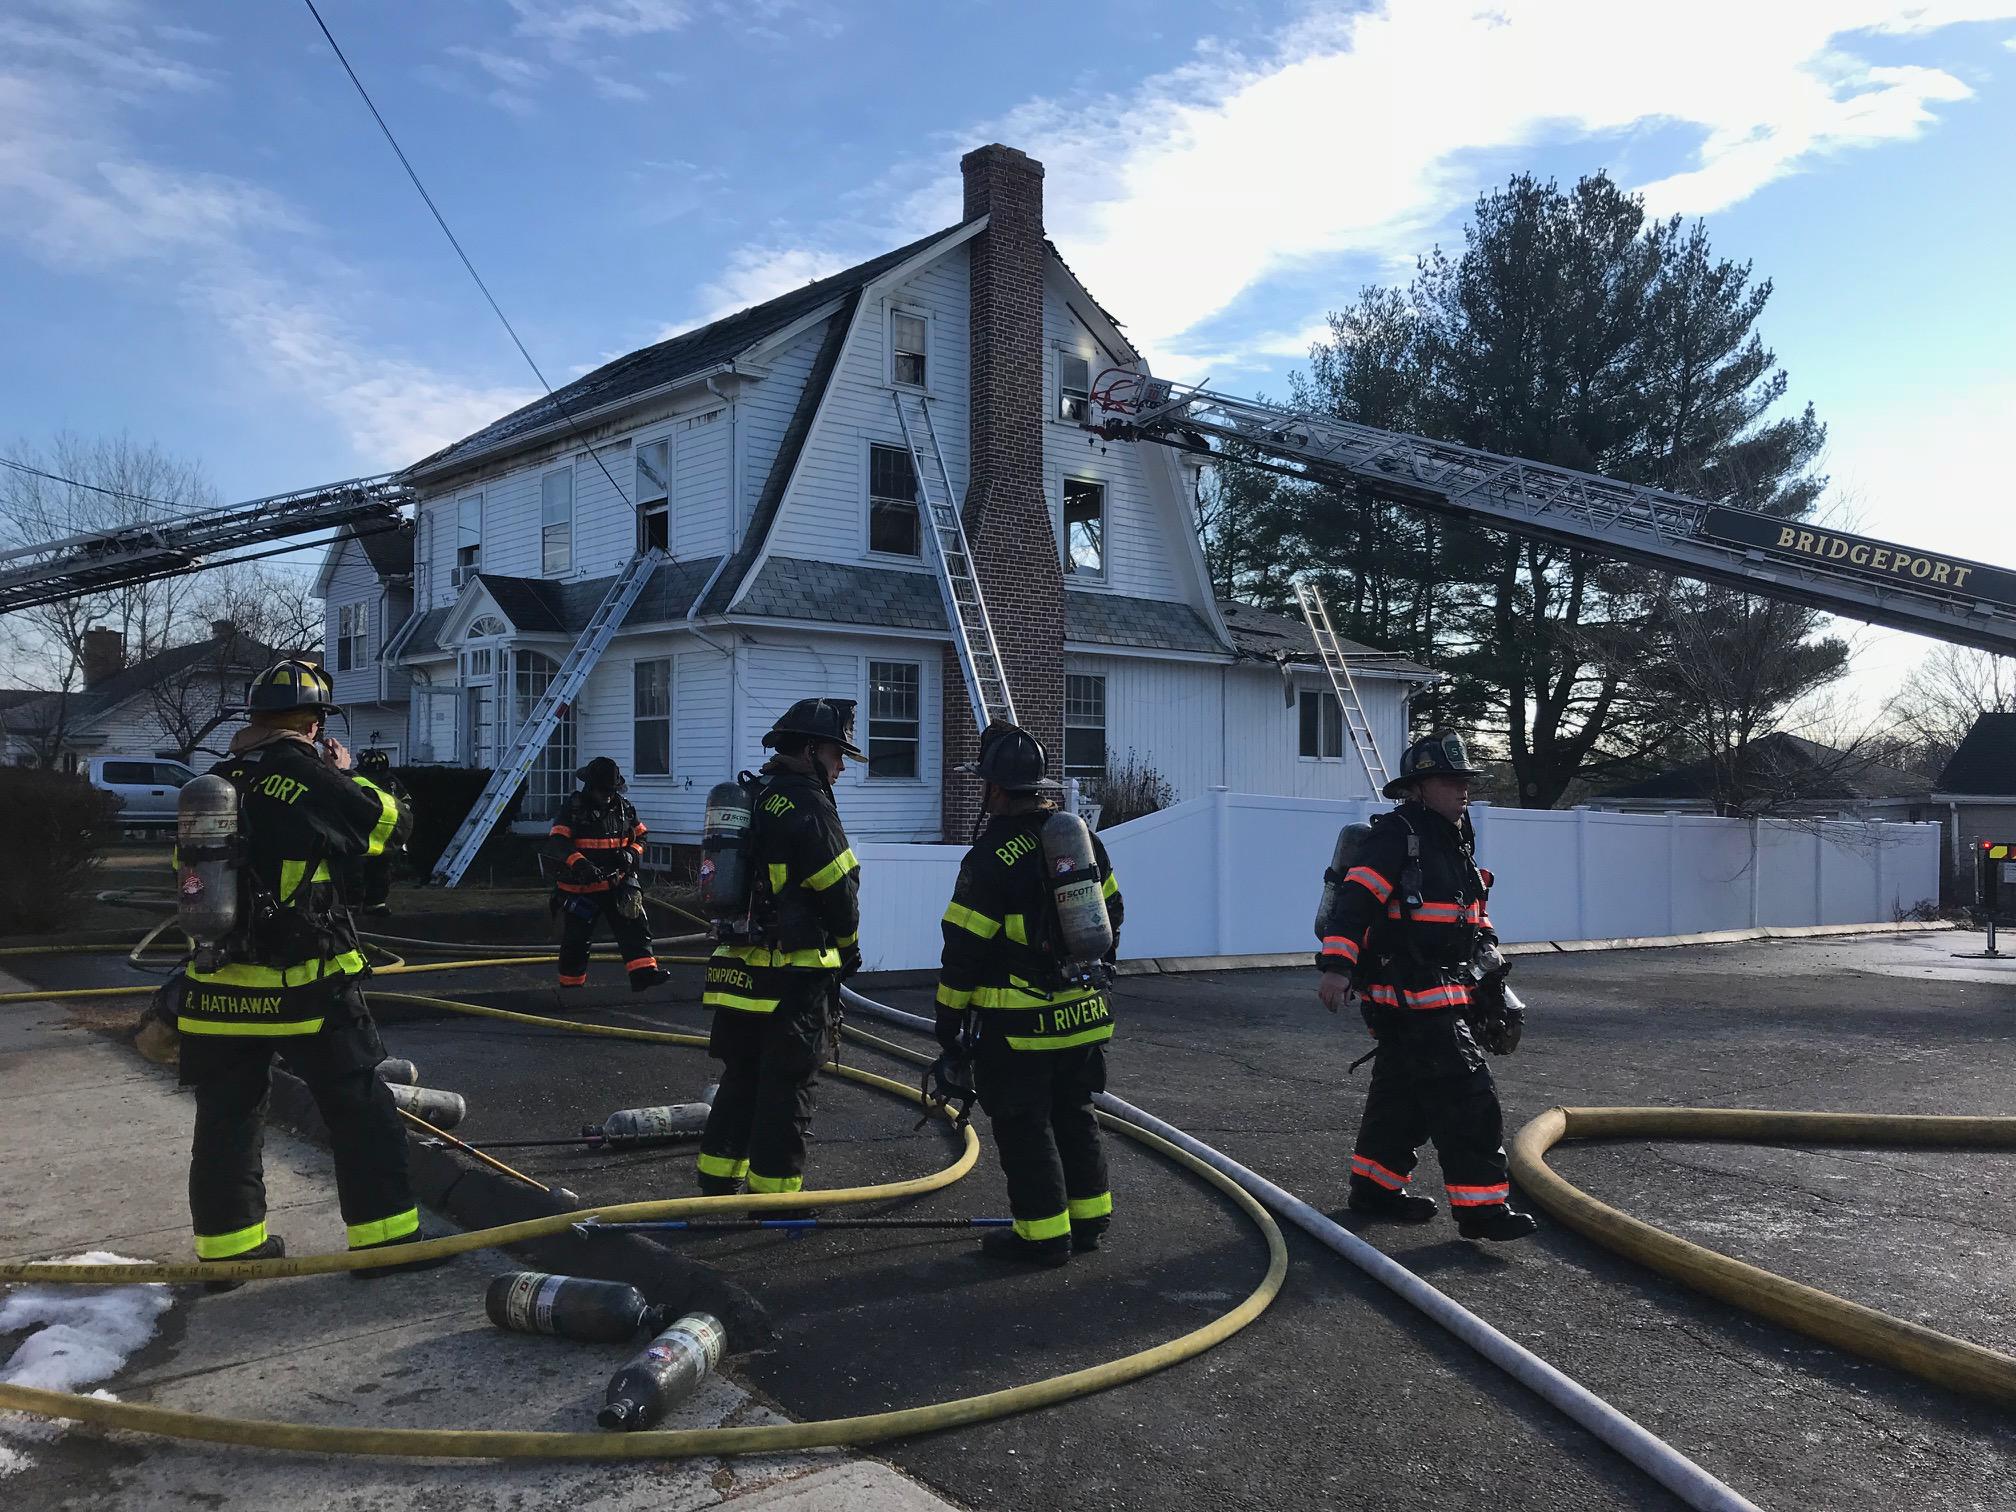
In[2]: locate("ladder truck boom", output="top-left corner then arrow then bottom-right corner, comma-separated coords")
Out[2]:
1091,372 -> 2016,659
0,473 -> 411,615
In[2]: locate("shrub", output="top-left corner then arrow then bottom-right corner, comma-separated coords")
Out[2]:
1090,750 -> 1175,830
392,766 -> 524,878
0,769 -> 120,933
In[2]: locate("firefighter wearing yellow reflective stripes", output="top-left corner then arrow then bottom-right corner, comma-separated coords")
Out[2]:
1316,731 -> 1536,1243
935,723 -> 1123,1267
174,659 -> 440,1286
695,698 -> 863,1197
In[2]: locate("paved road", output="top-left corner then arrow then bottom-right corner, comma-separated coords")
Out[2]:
14,932 -> 2016,1510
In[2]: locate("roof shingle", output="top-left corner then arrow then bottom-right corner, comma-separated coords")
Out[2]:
1937,712 -> 2016,795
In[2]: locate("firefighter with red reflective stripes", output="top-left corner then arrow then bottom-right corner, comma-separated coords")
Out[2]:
548,757 -> 670,992
695,699 -> 862,1197
1315,731 -> 1537,1242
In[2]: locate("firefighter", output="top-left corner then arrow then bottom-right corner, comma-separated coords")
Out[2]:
1315,730 -> 1536,1242
173,659 -> 445,1284
694,699 -> 862,1197
346,748 -> 410,917
548,757 -> 670,992
934,723 -> 1123,1267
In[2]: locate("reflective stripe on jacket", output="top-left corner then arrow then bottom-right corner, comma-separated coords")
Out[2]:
935,808 -> 1124,1052
1313,803 -> 1491,1010
549,790 -> 647,895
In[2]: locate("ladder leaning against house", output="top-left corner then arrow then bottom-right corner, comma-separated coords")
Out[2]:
429,547 -> 666,887
1293,579 -> 1391,795
891,391 -> 1017,731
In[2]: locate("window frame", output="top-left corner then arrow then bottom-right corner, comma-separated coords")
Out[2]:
633,657 -> 672,777
888,305 -> 929,391
456,493 -> 483,576
865,658 -> 923,783
1061,474 -> 1107,582
1063,673 -> 1107,782
335,602 -> 368,672
635,436 -> 671,554
541,465 -> 573,577
1298,688 -> 1346,761
1056,346 -> 1091,425
866,441 -> 923,560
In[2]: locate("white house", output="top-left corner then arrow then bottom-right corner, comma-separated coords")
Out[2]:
377,144 -> 1437,846
311,521 -> 416,762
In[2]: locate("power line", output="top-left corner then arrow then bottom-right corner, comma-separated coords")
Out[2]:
299,0 -> 635,510
0,455 -> 216,524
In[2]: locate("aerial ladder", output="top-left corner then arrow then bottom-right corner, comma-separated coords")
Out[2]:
0,473 -> 410,614
1091,372 -> 2016,660
891,392 -> 1018,728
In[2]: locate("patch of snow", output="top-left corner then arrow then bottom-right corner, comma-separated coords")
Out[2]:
0,1252 -> 173,1479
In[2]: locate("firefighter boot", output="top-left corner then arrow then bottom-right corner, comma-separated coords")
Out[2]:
349,1229 -> 458,1280
1455,1203 -> 1539,1242
201,1235 -> 286,1294
1345,1180 -> 1438,1223
980,1229 -> 1072,1268
629,968 -> 674,993
1071,1217 -> 1110,1254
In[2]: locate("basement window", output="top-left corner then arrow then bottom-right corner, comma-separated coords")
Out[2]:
1299,690 -> 1344,760
890,309 -> 927,388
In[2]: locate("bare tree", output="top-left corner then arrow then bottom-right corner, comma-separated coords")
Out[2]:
192,564 -> 323,657
1885,646 -> 2016,778
142,626 -> 275,763
0,434 -> 221,690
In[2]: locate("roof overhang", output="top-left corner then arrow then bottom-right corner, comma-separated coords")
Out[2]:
402,361 -> 759,488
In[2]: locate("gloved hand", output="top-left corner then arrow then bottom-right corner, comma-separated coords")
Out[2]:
839,944 -> 862,981
934,1007 -> 965,1054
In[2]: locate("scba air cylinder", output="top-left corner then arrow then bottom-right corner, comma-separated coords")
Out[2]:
175,773 -> 241,949
699,781 -> 756,925
1039,811 -> 1113,969
1314,823 -> 1375,937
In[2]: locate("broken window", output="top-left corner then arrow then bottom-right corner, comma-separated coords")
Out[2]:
1064,477 -> 1105,578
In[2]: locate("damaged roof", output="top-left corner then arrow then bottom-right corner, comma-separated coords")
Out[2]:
1214,598 -> 1437,677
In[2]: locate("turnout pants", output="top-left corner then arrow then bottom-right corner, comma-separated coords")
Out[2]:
696,972 -> 835,1194
975,1040 -> 1113,1245
1350,1006 -> 1510,1210
556,893 -> 659,988
179,983 -> 417,1257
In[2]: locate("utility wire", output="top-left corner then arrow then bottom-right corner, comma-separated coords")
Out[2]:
300,0 -> 636,510
0,455 -> 217,524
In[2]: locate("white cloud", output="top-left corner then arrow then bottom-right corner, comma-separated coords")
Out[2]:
504,0 -> 692,45
774,1 -> 2012,380
0,14 -> 530,471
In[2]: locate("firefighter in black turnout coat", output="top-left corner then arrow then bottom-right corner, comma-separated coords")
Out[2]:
172,660 -> 444,1283
346,747 -> 410,916
695,699 -> 862,1196
548,757 -> 670,992
934,723 -> 1123,1266
1315,731 -> 1536,1242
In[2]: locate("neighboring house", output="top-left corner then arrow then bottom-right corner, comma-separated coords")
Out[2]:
0,622 -> 276,770
1591,732 -> 1926,818
312,520 -> 416,762
385,144 -> 1438,844
1927,712 -> 2016,907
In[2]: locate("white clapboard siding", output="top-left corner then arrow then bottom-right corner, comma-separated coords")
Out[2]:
765,250 -> 970,568
322,537 -> 386,711
739,325 -> 826,528
673,407 -> 732,559
570,441 -> 635,581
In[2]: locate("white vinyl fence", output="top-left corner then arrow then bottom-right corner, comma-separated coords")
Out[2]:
855,792 -> 1940,973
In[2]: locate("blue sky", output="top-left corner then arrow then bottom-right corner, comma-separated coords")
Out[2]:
3,0 -> 2013,708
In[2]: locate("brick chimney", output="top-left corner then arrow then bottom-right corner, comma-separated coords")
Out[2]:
80,626 -> 125,687
211,619 -> 238,643
945,144 -> 1062,839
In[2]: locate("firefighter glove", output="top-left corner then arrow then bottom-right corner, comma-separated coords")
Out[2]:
917,1050 -> 978,1132
839,944 -> 862,981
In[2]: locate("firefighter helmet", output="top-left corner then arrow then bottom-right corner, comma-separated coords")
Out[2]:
761,698 -> 867,760
357,748 -> 391,773
1383,730 -> 1485,799
956,721 -> 1060,792
247,658 -> 342,716
576,756 -> 626,791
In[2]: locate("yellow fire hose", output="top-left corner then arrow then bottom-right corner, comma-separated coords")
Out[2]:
1509,1106 -> 2016,1408
0,970 -> 1287,1458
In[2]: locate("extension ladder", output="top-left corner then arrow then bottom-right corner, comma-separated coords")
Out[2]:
1293,579 -> 1390,794
430,547 -> 665,886
891,392 -> 1016,729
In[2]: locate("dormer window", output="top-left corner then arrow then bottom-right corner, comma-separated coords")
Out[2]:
890,309 -> 927,388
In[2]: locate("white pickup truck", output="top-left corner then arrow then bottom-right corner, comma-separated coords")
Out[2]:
86,755 -> 200,830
